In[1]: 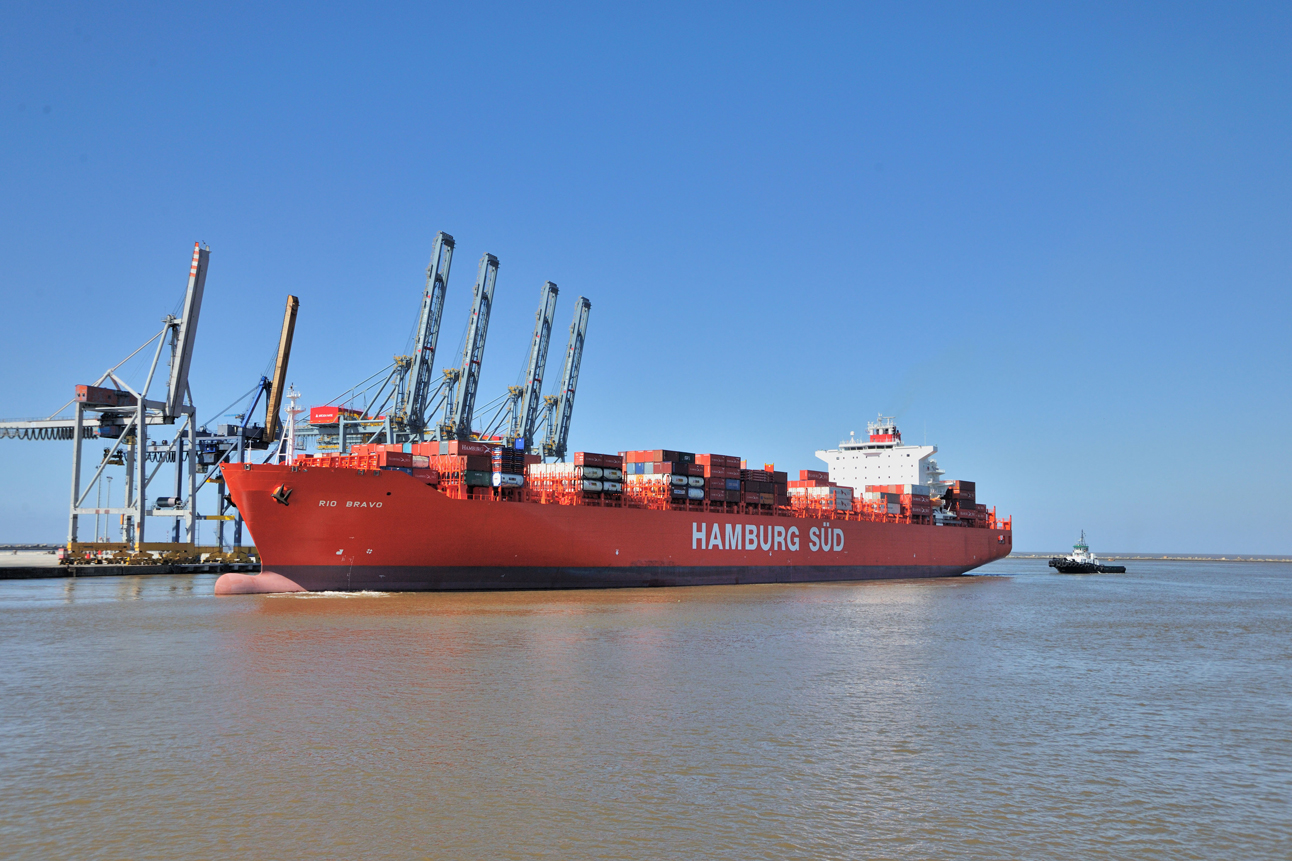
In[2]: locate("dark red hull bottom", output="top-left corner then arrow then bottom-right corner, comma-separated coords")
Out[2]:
227,563 -> 977,593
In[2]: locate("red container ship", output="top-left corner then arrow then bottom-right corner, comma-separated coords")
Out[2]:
215,423 -> 1012,594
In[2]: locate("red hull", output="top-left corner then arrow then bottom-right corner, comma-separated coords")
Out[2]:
215,464 -> 1013,594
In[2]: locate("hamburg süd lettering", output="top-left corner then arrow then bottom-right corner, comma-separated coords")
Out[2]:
692,522 -> 811,552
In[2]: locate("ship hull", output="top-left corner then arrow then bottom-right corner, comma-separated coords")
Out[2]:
216,464 -> 1012,594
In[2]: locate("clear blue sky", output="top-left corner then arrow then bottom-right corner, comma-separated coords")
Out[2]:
1,2 -> 1288,553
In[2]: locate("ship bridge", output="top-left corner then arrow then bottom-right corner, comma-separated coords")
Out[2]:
815,415 -> 944,492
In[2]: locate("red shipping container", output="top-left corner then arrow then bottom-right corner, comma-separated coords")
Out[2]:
375,450 -> 413,468
446,440 -> 492,456
410,468 -> 440,482
799,469 -> 829,482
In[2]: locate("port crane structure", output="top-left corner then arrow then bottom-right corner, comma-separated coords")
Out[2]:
0,244 -> 300,559
302,230 -> 589,459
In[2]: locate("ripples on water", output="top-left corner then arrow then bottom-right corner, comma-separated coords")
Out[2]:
0,559 -> 1288,860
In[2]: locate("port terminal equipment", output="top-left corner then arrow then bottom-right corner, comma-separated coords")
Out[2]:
440,253 -> 498,441
542,296 -> 591,461
405,232 -> 453,435
299,231 -> 591,459
0,244 -> 299,563
510,280 -> 559,447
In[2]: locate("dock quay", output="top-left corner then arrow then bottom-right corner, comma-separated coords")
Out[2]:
0,545 -> 258,580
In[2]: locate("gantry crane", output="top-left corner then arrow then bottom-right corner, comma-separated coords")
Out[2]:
542,297 -> 591,460
0,243 -> 209,551
508,281 -> 559,447
440,253 -> 498,440
263,295 -> 299,443
405,232 -> 454,434
0,245 -> 301,559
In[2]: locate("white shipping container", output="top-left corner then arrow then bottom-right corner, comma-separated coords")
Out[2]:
602,480 -> 623,492
582,479 -> 604,492
580,466 -> 603,479
686,476 -> 705,488
602,468 -> 623,481
686,487 -> 705,500
492,473 -> 525,488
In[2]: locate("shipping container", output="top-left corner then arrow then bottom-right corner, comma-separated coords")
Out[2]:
446,440 -> 492,456
799,469 -> 829,482
492,473 -> 525,488
375,450 -> 414,468
464,470 -> 492,487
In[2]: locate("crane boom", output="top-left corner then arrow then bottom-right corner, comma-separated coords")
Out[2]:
263,295 -> 300,442
544,296 -> 590,460
407,232 -> 454,433
511,281 -> 559,445
166,242 -> 209,417
447,253 -> 499,440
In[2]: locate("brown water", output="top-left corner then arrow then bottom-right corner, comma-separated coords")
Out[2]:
1,558 -> 1288,860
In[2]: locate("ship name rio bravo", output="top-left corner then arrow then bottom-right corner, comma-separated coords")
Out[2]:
216,415 -> 1011,594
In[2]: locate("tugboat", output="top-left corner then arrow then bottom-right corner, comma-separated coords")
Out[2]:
1049,531 -> 1126,573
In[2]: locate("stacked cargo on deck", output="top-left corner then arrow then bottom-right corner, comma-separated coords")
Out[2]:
697,453 -> 742,505
864,483 -> 931,521
289,433 -> 996,529
344,443 -> 440,485
789,470 -> 854,510
527,452 -> 623,499
409,440 -> 493,494
621,450 -> 706,503
945,480 -> 986,525
491,445 -> 526,488
741,464 -> 789,508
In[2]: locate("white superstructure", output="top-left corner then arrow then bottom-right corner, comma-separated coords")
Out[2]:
815,415 -> 946,494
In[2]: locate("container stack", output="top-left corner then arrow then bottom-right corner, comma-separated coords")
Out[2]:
348,443 -> 441,485
946,480 -> 979,522
490,445 -> 526,489
740,466 -> 789,508
574,452 -> 624,496
621,450 -> 706,503
696,454 -> 742,505
526,452 -> 624,500
411,441 -> 493,492
865,483 -> 932,521
790,470 -> 854,510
